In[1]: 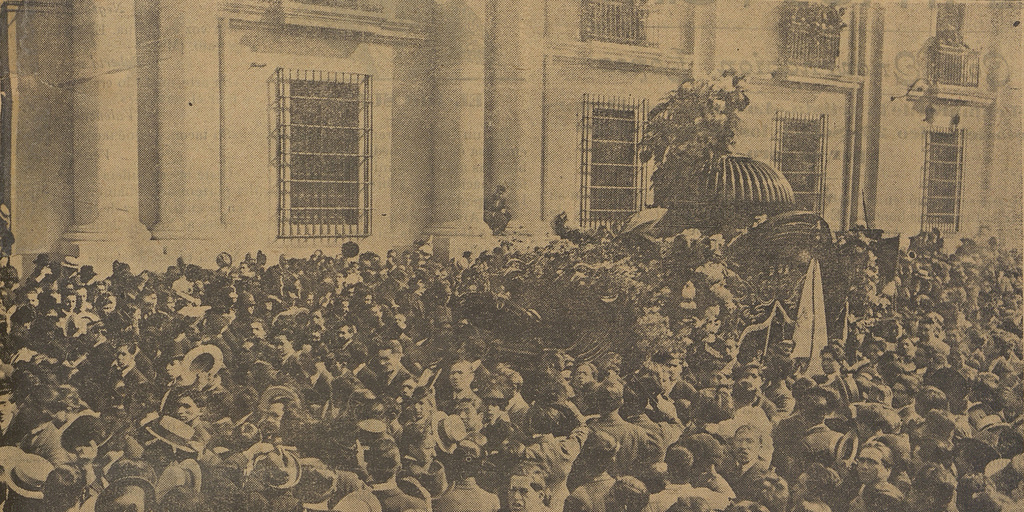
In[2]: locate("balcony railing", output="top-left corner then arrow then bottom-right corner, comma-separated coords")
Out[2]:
928,43 -> 979,87
784,19 -> 842,71
581,0 -> 649,47
782,3 -> 845,71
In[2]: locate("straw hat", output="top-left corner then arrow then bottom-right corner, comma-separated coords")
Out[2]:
4,452 -> 54,500
435,414 -> 466,454
144,416 -> 197,453
182,344 -> 225,377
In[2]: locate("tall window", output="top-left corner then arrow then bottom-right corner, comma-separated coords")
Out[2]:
275,69 -> 372,238
928,2 -> 978,87
580,95 -> 647,229
581,0 -> 648,46
781,2 -> 845,71
773,112 -> 828,213
922,128 -> 964,233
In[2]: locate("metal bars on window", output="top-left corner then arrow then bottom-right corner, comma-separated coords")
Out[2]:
580,94 -> 647,230
275,69 -> 372,239
581,0 -> 649,46
922,127 -> 965,233
773,112 -> 828,214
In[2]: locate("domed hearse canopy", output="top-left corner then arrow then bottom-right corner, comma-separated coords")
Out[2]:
687,154 -> 796,211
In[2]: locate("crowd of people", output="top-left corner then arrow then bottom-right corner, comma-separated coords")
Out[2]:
0,224 -> 1020,512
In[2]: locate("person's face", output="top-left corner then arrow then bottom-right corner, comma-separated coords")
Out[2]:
449,362 -> 474,391
738,368 -> 763,392
401,379 -> 416,399
63,294 -> 78,311
394,314 -> 407,331
26,292 -> 39,307
166,359 -> 184,380
572,365 -> 596,390
898,338 -> 917,359
115,346 -> 136,369
272,336 -> 292,358
73,440 -> 99,462
377,349 -> 400,374
339,325 -> 355,342
0,393 -> 16,422
251,322 -> 266,341
856,447 -> 890,484
457,405 -> 482,433
267,402 -> 285,424
733,429 -> 762,466
484,402 -> 503,424
411,398 -> 429,422
821,352 -> 838,375
968,407 -> 988,429
142,293 -> 158,309
507,475 -> 544,512
176,398 -> 202,424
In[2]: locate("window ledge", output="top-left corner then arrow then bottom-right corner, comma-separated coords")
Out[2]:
547,40 -> 692,73
222,0 -> 428,41
772,66 -> 864,89
909,84 -> 995,107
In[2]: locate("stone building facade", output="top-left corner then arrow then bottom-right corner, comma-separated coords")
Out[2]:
0,0 -> 1020,270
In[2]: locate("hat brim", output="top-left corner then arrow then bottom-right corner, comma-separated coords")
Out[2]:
145,425 -> 196,453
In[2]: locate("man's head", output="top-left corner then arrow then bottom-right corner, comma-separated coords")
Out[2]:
454,398 -> 483,433
375,339 -> 403,375
820,345 -> 845,375
593,379 -> 625,416
114,342 -> 139,371
271,334 -> 294,359
604,476 -> 650,512
733,363 -> 764,397
449,360 -> 475,392
506,462 -> 549,512
572,362 -> 598,391
732,424 -> 771,467
856,442 -> 893,485
364,437 -> 402,484
0,380 -> 17,424
174,391 -> 207,425
665,444 -> 694,485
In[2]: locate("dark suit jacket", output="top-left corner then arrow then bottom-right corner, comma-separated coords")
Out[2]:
729,459 -> 773,503
358,366 -> 413,399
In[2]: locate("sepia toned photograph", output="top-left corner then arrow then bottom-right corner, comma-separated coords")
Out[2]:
0,0 -> 1020,510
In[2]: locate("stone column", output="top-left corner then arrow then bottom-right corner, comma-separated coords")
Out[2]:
63,0 -> 150,242
486,0 -> 547,237
150,2 -> 223,239
424,0 -> 493,251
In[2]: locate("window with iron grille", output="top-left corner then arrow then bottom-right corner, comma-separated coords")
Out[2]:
781,2 -> 845,71
275,69 -> 372,238
928,2 -> 978,87
922,128 -> 964,233
580,95 -> 647,229
773,112 -> 828,214
581,0 -> 648,46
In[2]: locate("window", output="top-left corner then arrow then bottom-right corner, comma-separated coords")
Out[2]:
781,2 -> 845,71
275,69 -> 372,238
928,2 -> 978,87
581,0 -> 648,46
773,112 -> 827,213
922,128 -> 964,233
580,95 -> 647,229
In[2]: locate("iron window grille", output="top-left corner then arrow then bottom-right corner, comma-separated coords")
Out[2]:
275,69 -> 372,239
773,112 -> 828,214
579,94 -> 648,230
581,0 -> 649,46
921,127 -> 965,233
781,1 -> 845,72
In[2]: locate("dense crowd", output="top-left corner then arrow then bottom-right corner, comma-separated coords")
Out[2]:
0,224 -> 1021,512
